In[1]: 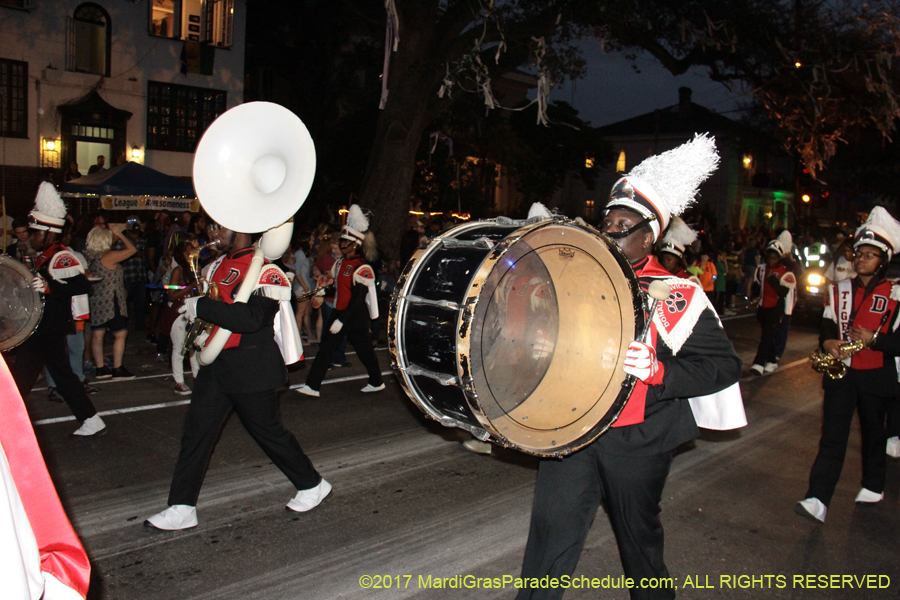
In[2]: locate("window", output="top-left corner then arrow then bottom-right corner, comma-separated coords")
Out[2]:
147,81 -> 226,152
616,151 -> 626,173
69,4 -> 110,76
150,0 -> 233,47
584,199 -> 595,219
0,58 -> 27,138
0,0 -> 36,8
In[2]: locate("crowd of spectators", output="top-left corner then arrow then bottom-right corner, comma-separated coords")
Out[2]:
3,204 -> 859,398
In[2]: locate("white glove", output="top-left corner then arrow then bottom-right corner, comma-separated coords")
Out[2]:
330,319 -> 343,334
179,296 -> 200,322
623,340 -> 663,384
316,288 -> 326,297
32,276 -> 48,294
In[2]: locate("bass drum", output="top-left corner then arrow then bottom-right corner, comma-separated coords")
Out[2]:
0,255 -> 44,351
388,217 -> 643,457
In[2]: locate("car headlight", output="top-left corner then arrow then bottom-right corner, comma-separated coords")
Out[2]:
807,274 -> 823,285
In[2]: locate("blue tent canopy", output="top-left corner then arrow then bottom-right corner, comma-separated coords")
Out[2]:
59,161 -> 195,198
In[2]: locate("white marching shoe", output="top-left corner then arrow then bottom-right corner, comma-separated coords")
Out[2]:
764,362 -> 778,373
855,488 -> 883,503
360,383 -> 385,393
294,384 -> 320,398
71,414 -> 107,437
462,439 -> 492,455
750,364 -> 765,376
286,479 -> 332,513
887,436 -> 900,458
795,497 -> 827,523
144,505 -> 198,530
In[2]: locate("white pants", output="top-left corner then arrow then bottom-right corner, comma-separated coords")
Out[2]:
170,315 -> 200,384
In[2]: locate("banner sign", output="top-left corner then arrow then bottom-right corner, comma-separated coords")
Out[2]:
100,196 -> 200,212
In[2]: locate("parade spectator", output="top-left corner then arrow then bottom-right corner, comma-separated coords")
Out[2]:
121,217 -> 148,331
293,231 -> 316,343
714,249 -> 728,314
698,251 -> 717,305
313,235 -> 350,368
825,241 -> 856,283
87,155 -> 105,174
84,223 -> 137,380
5,217 -> 33,263
63,162 -> 82,182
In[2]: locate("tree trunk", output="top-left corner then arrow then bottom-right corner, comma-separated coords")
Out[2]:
358,2 -> 449,260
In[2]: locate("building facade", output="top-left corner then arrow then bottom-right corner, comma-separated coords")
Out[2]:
0,0 -> 245,216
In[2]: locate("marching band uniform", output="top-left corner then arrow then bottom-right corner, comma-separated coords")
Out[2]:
750,231 -> 796,375
518,135 -> 743,600
147,243 -> 328,530
797,207 -> 900,523
7,183 -> 105,437
297,205 -> 383,397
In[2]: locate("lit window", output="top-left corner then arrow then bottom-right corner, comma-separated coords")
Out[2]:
584,199 -> 595,219
585,156 -> 594,168
616,151 -> 625,172
147,81 -> 226,152
150,0 -> 233,47
70,4 -> 110,76
0,59 -> 27,139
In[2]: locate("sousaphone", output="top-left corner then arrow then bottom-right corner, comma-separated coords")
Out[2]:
192,101 -> 316,364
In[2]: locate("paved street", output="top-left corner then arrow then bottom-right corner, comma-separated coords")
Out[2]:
22,313 -> 900,599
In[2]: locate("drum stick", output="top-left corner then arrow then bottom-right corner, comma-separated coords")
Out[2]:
640,280 -> 671,343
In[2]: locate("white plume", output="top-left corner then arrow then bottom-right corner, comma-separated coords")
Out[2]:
527,202 -> 552,220
776,230 -> 793,254
662,217 -> 697,248
864,206 -> 900,251
347,204 -> 369,233
627,133 -> 719,218
33,182 -> 67,219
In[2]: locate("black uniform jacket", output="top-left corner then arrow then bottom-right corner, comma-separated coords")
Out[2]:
597,307 -> 742,457
196,293 -> 286,393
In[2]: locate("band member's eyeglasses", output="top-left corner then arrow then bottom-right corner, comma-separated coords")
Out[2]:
854,250 -> 882,261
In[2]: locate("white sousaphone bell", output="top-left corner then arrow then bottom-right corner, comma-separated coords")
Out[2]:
192,101 -> 316,364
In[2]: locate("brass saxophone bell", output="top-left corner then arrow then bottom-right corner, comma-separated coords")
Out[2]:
808,338 -> 870,380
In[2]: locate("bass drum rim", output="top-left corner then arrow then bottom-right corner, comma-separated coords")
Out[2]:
457,220 -> 642,456
0,255 -> 44,352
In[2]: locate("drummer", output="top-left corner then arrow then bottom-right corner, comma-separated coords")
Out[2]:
516,135 -> 742,600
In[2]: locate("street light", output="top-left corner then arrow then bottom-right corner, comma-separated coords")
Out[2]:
802,194 -> 811,203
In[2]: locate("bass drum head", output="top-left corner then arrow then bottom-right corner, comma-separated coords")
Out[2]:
460,222 -> 642,456
0,255 -> 44,351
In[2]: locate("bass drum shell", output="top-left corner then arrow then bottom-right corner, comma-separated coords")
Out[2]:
389,219 -> 643,457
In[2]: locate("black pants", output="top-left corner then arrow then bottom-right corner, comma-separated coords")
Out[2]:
752,306 -> 782,366
806,372 -> 891,505
8,318 -> 97,422
887,398 -> 900,439
305,315 -> 382,392
168,368 -> 321,506
517,445 -> 676,600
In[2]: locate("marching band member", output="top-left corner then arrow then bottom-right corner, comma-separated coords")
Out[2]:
516,135 -> 742,600
749,231 -> 796,375
656,216 -> 697,281
796,207 -> 900,523
296,205 -> 384,398
7,183 -> 106,437
145,224 -> 329,531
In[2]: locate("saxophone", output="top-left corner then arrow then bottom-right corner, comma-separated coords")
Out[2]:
181,241 -> 219,356
809,338 -> 873,380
